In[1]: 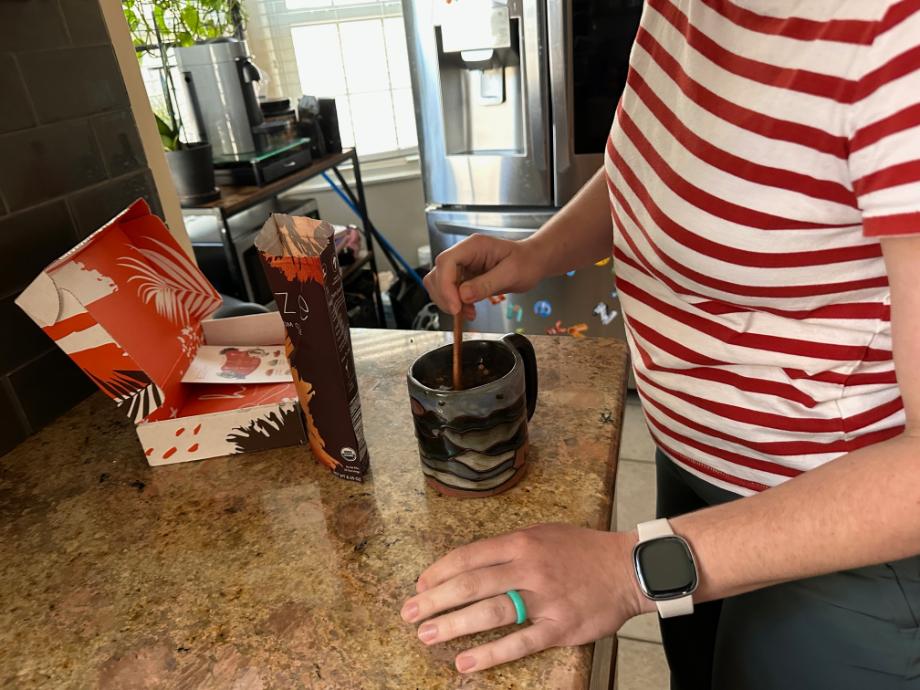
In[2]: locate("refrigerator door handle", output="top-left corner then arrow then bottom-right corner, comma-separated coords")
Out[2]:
433,221 -> 542,238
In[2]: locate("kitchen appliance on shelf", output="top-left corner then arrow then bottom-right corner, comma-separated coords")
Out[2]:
296,96 -> 344,159
173,39 -> 311,185
403,0 -> 641,342
210,138 -> 313,187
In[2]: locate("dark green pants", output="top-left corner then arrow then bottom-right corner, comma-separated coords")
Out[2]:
655,450 -> 920,689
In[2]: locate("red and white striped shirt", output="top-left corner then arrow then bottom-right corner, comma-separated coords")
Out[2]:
605,0 -> 920,495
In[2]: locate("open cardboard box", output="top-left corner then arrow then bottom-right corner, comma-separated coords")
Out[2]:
15,200 -> 306,466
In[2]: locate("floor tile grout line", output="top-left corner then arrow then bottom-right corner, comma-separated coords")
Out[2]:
618,455 -> 656,464
617,633 -> 664,646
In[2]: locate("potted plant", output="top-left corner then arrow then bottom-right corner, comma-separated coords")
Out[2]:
123,0 -> 244,204
156,112 -> 219,205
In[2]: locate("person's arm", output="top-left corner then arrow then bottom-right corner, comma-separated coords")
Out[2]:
424,167 -> 612,318
400,235 -> 920,674
525,166 -> 614,277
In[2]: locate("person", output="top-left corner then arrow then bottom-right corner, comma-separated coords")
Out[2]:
400,1 -> 920,688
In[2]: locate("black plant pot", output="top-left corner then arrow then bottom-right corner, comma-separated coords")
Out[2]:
165,142 -> 220,205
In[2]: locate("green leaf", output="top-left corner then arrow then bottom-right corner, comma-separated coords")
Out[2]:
154,113 -> 180,151
180,5 -> 200,33
177,30 -> 193,46
152,5 -> 167,36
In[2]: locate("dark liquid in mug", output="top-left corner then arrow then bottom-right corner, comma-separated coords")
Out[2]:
433,357 -> 504,390
412,340 -> 515,392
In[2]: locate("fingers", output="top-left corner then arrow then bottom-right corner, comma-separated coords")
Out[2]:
402,563 -> 519,624
416,532 -> 521,594
426,235 -> 514,315
458,268 -> 501,305
454,623 -> 555,673
424,258 -> 460,316
416,593 -> 518,645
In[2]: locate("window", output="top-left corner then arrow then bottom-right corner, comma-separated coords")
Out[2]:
244,0 -> 417,157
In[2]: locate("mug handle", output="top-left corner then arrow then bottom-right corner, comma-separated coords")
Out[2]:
502,333 -> 538,420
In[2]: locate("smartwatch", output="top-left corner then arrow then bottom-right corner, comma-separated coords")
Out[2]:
632,518 -> 698,618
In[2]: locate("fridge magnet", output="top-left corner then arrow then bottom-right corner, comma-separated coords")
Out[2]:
547,320 -> 589,337
593,302 -> 619,326
488,294 -> 507,304
594,257 -> 611,267
566,270 -> 576,277
506,303 -> 523,322
534,300 -> 553,318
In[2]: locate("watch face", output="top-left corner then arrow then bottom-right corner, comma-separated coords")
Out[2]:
634,536 -> 697,598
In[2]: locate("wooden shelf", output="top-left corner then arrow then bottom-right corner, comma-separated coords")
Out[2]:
188,149 -> 353,217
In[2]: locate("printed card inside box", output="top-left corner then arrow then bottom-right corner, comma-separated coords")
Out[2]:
15,199 -> 306,466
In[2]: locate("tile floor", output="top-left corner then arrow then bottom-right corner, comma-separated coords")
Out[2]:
612,393 -> 670,690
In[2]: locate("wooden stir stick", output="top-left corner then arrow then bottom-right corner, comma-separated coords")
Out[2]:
452,311 -> 463,390
453,278 -> 464,390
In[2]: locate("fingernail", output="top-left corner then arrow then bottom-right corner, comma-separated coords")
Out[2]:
456,655 -> 476,673
418,624 -> 437,643
402,602 -> 419,622
459,285 -> 473,302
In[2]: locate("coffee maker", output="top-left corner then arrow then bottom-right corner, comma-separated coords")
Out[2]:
174,39 -> 312,184
174,39 -> 276,156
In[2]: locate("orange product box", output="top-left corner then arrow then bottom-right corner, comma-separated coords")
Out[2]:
15,199 -> 306,466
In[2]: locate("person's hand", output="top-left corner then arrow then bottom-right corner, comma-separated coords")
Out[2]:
400,524 -> 651,674
424,235 -> 547,320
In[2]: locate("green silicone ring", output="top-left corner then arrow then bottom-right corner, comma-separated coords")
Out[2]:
506,589 -> 527,625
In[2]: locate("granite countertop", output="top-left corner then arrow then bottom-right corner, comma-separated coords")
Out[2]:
0,329 -> 629,689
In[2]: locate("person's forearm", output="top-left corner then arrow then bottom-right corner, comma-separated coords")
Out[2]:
525,167 -> 613,276
659,432 -> 920,605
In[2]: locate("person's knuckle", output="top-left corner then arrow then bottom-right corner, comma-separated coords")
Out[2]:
481,646 -> 497,669
458,572 -> 481,599
516,631 -> 538,656
440,615 -> 456,639
545,626 -> 565,647
455,546 -> 473,569
487,599 -> 507,626
510,530 -> 533,553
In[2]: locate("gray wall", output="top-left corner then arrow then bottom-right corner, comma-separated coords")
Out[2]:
306,174 -> 429,271
0,0 -> 162,456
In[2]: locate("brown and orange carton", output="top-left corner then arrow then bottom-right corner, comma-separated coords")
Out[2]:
255,213 -> 370,481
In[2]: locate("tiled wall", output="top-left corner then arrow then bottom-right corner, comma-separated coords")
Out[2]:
0,0 -> 162,456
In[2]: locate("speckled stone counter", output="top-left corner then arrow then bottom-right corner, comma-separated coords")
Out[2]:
0,329 -> 629,689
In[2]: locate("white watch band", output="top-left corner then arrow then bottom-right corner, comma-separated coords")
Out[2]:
635,518 -> 695,618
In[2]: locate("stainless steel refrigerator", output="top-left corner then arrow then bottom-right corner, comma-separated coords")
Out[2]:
403,0 -> 642,339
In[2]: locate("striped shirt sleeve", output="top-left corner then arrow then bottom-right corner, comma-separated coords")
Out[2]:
848,1 -> 920,237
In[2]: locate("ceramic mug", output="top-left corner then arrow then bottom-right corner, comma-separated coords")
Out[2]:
407,334 -> 538,498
